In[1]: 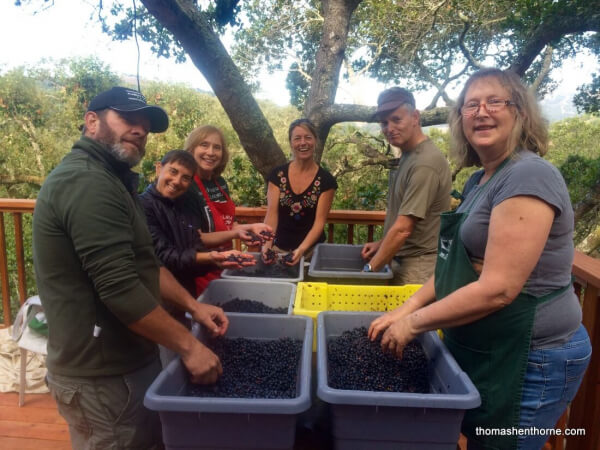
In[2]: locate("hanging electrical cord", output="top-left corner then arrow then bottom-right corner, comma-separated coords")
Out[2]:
132,0 -> 141,92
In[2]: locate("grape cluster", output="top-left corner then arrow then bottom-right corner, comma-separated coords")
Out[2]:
280,253 -> 294,265
186,337 -> 302,398
264,248 -> 277,261
245,230 -> 263,245
327,327 -> 429,393
220,298 -> 287,314
246,230 -> 275,245
226,254 -> 255,263
228,262 -> 299,279
260,230 -> 275,240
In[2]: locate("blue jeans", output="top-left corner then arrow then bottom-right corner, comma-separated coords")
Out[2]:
517,324 -> 592,450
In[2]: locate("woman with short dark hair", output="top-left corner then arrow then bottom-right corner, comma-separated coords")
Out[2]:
139,150 -> 256,299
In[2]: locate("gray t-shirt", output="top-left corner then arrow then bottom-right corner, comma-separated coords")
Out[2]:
384,138 -> 452,257
458,151 -> 581,348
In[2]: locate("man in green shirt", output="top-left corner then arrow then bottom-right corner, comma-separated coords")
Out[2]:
361,87 -> 452,284
33,87 -> 229,449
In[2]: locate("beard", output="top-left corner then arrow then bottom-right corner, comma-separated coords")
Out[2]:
95,118 -> 146,168
108,142 -> 144,168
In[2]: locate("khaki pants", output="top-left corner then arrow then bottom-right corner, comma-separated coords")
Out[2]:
391,253 -> 437,285
47,359 -> 163,450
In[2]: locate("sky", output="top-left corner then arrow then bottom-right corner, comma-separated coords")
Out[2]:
1,1 -> 598,121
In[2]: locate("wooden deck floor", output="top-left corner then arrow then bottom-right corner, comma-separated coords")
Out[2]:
0,390 -> 469,450
7,390 -> 574,450
0,392 -> 69,449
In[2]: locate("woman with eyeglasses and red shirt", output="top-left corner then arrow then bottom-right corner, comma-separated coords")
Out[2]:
369,68 -> 591,450
183,125 -> 273,294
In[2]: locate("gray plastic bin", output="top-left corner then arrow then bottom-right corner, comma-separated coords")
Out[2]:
222,252 -> 304,283
317,311 -> 480,450
308,244 -> 392,285
198,279 -> 296,314
144,314 -> 313,449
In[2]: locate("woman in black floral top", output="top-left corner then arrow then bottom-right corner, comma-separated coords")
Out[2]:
262,119 -> 337,265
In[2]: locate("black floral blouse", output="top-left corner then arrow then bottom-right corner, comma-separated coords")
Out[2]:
267,162 -> 337,251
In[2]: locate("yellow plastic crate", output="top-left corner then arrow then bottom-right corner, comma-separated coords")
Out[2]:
293,282 -> 422,349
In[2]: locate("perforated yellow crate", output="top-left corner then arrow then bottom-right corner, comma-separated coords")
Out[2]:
293,282 -> 422,349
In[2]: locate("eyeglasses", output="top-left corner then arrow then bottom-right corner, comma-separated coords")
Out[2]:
461,99 -> 516,117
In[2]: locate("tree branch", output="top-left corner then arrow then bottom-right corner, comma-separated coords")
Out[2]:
289,52 -> 313,82
14,117 -> 45,175
509,14 -> 600,76
139,0 -> 287,178
457,11 -> 482,69
328,134 -> 393,178
332,156 -> 392,178
413,56 -> 456,108
305,0 -> 362,114
530,45 -> 554,93
319,103 -> 450,127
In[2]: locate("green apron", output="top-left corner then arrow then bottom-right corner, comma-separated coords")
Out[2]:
434,161 -> 570,449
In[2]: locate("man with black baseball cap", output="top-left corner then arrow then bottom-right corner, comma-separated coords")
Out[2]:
87,86 -> 169,133
361,87 -> 452,284
33,87 -> 228,449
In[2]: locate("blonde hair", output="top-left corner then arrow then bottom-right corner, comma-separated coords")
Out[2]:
449,68 -> 548,168
184,125 -> 229,179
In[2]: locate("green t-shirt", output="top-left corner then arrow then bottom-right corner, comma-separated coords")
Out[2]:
384,138 -> 452,257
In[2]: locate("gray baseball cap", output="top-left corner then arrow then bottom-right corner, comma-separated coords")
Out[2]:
374,87 -> 416,119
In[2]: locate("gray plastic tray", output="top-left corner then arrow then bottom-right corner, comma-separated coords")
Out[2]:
144,314 -> 313,449
317,311 -> 480,449
221,252 -> 304,283
308,244 -> 392,284
197,278 -> 296,314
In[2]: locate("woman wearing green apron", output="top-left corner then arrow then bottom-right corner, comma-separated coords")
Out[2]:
369,68 -> 591,449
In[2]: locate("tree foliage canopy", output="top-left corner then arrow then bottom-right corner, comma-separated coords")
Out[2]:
0,59 -> 598,311
574,73 -> 600,114
15,0 -> 598,177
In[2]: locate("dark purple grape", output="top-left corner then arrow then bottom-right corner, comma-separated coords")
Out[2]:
327,327 -> 429,393
220,298 -> 287,314
186,337 -> 302,399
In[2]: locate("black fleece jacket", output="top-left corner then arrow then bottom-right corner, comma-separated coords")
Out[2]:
139,184 -> 211,297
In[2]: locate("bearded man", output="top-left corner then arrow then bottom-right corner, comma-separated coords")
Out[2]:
33,87 -> 229,449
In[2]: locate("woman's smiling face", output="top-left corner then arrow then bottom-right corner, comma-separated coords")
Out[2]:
155,160 -> 193,200
462,76 -> 517,158
192,132 -> 223,178
290,125 -> 316,160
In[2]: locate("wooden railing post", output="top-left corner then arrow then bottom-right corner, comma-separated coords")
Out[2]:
347,224 -> 354,244
566,284 -> 599,450
13,213 -> 27,305
567,252 -> 600,450
0,212 -> 11,327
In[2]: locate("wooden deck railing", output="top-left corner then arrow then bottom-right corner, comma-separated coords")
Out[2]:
1,197 -> 599,449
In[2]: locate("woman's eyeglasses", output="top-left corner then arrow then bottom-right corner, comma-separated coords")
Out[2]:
461,99 -> 516,117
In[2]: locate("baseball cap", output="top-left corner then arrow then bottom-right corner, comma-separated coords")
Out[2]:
374,87 -> 416,119
87,87 -> 169,133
